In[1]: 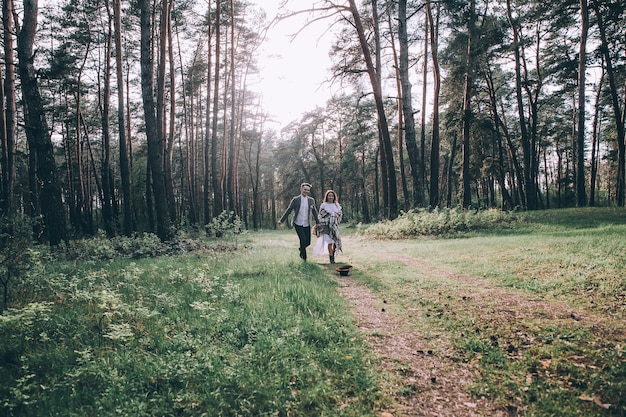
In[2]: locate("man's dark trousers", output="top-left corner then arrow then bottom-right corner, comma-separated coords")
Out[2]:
294,224 -> 311,260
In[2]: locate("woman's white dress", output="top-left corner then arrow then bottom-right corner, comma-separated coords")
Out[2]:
313,202 -> 342,256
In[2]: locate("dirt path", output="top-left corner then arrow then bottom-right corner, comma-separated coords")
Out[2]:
336,272 -> 506,417
331,237 -> 624,417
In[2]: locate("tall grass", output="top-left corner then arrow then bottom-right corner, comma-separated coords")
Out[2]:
0,237 -> 382,416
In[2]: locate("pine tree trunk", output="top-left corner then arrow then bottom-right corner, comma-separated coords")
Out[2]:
427,1 -> 441,208
113,0 -> 134,236
506,0 -> 536,209
592,0 -> 625,206
590,69 -> 604,207
140,0 -> 173,241
461,0 -> 476,209
16,0 -> 67,245
102,0 -> 115,236
398,0 -> 424,208
348,0 -> 397,219
2,0 -> 17,214
211,0 -> 223,219
575,0 -> 589,207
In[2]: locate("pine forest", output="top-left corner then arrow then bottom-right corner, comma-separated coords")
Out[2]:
1,0 -> 625,244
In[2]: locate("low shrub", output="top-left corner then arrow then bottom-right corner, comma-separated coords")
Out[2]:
205,211 -> 244,238
0,215 -> 44,312
365,207 -> 521,238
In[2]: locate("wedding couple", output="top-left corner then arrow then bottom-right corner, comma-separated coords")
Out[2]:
278,183 -> 342,263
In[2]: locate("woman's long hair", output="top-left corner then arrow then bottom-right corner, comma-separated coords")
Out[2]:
324,189 -> 339,204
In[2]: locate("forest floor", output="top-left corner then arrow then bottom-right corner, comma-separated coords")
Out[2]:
317,234 -> 624,417
330,242 -> 503,417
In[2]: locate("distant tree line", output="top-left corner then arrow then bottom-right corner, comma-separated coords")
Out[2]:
0,0 -> 624,244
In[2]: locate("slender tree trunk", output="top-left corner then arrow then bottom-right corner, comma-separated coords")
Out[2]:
348,0 -> 397,219
591,0 -> 625,206
398,0 -> 424,208
420,9 -> 429,200
211,0 -> 223,218
81,114 -> 104,228
427,1 -> 441,208
485,68 -> 514,210
0,65 -> 6,214
388,13 -> 409,210
156,0 -> 176,222
203,18 -> 213,224
497,100 -> 524,206
101,1 -> 115,236
139,0 -> 173,241
73,48 -> 90,234
16,0 -> 67,245
113,0 -> 133,235
542,145 -> 550,208
590,68 -> 605,206
506,0 -> 535,209
166,0 -> 177,222
575,0 -> 589,206
227,0 -> 236,213
461,0 -> 476,208
2,0 -> 17,214
446,133 -> 458,208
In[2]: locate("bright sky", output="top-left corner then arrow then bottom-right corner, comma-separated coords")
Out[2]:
251,1 -> 337,129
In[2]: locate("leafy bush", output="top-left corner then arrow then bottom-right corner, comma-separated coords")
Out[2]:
205,211 -> 244,238
61,231 -> 159,260
0,215 -> 42,312
365,207 -> 522,239
60,230 -> 245,263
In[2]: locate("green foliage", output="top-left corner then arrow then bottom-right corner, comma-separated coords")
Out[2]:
0,215 -> 44,312
60,232 -> 234,261
0,236 -> 382,416
365,207 -> 522,238
205,210 -> 244,238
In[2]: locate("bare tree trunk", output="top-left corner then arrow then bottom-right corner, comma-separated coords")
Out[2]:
72,47 -> 90,234
485,67 -> 514,210
139,0 -> 173,241
348,0 -> 397,219
2,0 -> 17,214
420,9 -> 429,201
166,0 -> 178,223
101,0 -> 115,236
590,68 -> 605,206
575,0 -> 589,206
398,0 -> 424,208
446,133 -> 458,208
506,0 -> 535,209
591,0 -> 625,206
388,14 -> 409,211
461,0 -> 476,209
156,0 -> 176,223
427,1 -> 441,208
0,65 -> 6,213
203,18 -> 213,224
227,0 -> 236,213
211,0 -> 223,218
16,0 -> 67,245
113,0 -> 133,235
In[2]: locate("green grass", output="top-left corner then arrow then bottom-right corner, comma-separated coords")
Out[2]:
0,237 -> 383,416
350,207 -> 626,416
2,207 -> 626,416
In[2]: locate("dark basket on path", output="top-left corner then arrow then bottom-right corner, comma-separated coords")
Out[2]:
336,265 -> 353,276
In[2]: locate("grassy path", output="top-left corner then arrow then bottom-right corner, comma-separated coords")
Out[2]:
292,226 -> 625,416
